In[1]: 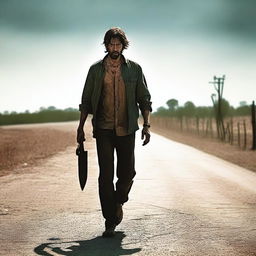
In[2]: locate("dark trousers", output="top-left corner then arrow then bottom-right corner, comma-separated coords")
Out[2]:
95,129 -> 136,225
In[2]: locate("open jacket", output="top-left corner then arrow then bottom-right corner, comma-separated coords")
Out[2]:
79,54 -> 152,137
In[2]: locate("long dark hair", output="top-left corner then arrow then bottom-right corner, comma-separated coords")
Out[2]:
103,27 -> 129,52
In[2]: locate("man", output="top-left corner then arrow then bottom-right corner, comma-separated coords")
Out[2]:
77,27 -> 152,237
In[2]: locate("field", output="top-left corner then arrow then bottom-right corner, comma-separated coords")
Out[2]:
0,122 -> 78,177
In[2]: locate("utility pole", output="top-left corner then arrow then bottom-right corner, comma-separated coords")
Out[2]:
209,75 -> 226,141
252,101 -> 256,150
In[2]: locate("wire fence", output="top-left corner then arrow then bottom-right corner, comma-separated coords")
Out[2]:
151,115 -> 253,150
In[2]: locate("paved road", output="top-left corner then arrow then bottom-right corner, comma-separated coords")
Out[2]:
1,123 -> 256,256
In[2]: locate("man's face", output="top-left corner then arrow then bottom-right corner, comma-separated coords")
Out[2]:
107,37 -> 123,59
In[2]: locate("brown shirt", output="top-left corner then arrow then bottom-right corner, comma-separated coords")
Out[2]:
96,56 -> 128,136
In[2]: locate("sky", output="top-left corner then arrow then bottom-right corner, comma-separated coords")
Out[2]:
1,0 -> 256,113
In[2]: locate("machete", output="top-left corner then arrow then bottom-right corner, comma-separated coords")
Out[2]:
76,142 -> 88,191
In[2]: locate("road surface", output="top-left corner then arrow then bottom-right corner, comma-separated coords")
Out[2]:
0,122 -> 256,256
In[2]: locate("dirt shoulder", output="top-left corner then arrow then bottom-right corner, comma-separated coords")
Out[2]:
0,122 -> 79,177
151,126 -> 256,172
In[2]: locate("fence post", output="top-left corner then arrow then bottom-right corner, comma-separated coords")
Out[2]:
210,118 -> 214,138
205,119 -> 209,137
196,117 -> 199,135
180,117 -> 183,131
237,122 -> 241,148
243,120 -> 247,150
252,101 -> 256,150
230,118 -> 234,145
226,122 -> 230,143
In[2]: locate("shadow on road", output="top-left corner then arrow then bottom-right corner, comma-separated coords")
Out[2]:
34,232 -> 141,256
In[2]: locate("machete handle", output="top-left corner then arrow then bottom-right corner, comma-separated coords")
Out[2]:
76,142 -> 84,156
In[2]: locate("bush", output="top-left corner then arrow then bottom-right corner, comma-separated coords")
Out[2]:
0,107 -> 80,125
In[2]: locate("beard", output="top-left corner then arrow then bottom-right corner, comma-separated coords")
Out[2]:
109,51 -> 120,59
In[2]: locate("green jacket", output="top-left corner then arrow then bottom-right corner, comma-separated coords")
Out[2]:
79,54 -> 152,137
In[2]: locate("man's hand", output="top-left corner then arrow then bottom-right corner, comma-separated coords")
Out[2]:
77,127 -> 85,144
141,127 -> 150,146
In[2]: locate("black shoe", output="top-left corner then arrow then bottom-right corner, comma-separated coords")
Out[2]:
102,224 -> 116,238
115,203 -> 123,225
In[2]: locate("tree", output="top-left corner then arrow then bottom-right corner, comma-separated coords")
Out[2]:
64,107 -> 78,112
47,106 -> 57,111
166,99 -> 178,111
239,101 -> 247,107
196,106 -> 214,118
220,98 -> 230,118
155,106 -> 169,116
236,105 -> 250,116
183,101 -> 196,117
